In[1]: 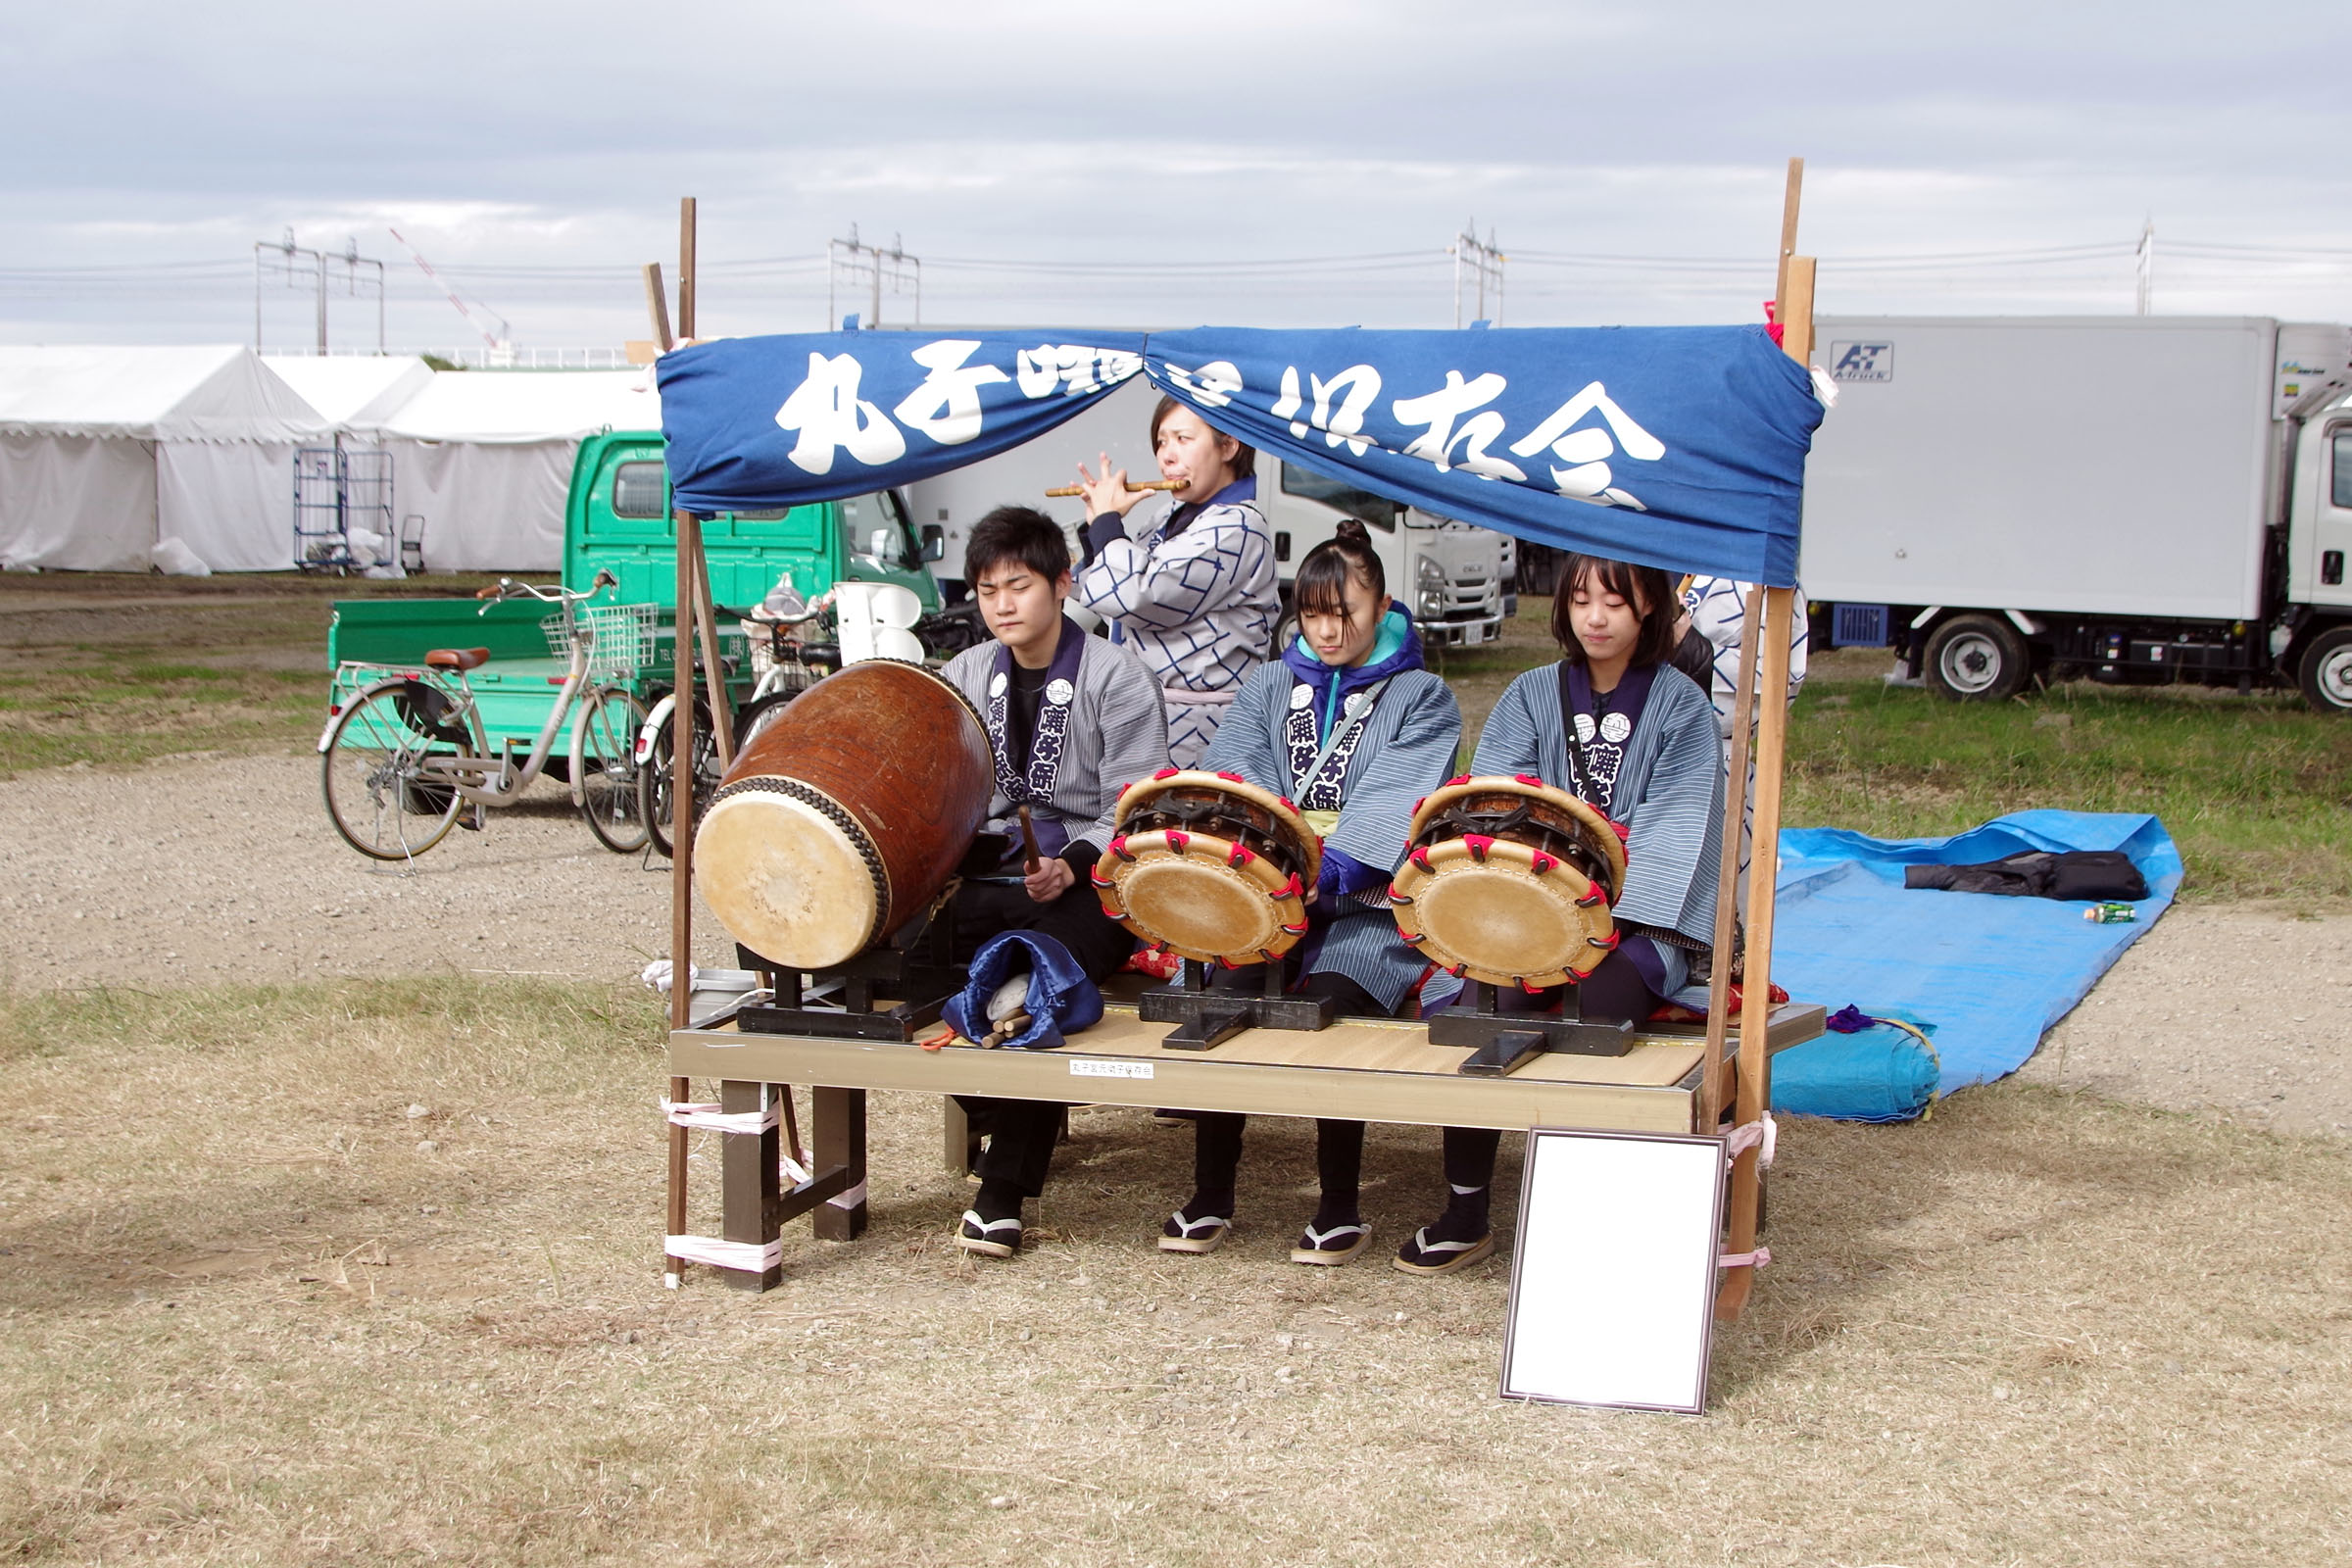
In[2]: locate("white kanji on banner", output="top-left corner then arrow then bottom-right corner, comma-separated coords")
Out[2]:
1393,370 -> 1528,481
893,339 -> 1009,446
774,352 -> 907,475
1508,381 -> 1666,510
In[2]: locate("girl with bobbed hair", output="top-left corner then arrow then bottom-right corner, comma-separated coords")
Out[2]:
1395,552 -> 1725,1275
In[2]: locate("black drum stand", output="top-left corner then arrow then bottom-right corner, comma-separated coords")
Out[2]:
1141,955 -> 1336,1051
734,904 -> 964,1042
1428,978 -> 1634,1076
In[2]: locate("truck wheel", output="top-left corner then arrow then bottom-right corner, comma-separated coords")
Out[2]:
1268,606 -> 1300,662
2298,626 -> 2352,714
1924,613 -> 2029,702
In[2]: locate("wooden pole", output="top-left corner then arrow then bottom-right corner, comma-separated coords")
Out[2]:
661,210 -> 699,1286
677,198 -> 697,347
1717,157 -> 1809,1323
642,264 -> 672,354
1698,592 -> 1764,1131
1773,157 -> 1804,316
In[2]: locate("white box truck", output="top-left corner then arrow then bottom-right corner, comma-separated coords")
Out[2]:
1799,315 -> 2352,712
903,376 -> 1512,650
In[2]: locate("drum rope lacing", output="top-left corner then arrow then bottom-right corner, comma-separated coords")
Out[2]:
704,774 -> 893,943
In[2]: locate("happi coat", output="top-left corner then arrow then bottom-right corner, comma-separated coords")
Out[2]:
1074,476 -> 1280,768
1200,609 -> 1460,1012
1472,661 -> 1724,1001
942,618 -> 1171,871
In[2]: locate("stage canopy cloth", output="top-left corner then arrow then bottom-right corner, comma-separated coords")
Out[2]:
1769,810 -> 2183,1100
656,326 -> 1823,585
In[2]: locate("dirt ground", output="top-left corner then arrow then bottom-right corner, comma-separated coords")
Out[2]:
6,749 -> 2346,1140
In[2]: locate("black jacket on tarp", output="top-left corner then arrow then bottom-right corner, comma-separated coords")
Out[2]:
1903,850 -> 2147,902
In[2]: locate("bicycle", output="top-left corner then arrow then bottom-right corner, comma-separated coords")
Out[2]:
635,602 -> 838,860
318,570 -> 653,860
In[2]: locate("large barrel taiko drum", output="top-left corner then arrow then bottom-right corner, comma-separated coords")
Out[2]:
694,661 -> 993,970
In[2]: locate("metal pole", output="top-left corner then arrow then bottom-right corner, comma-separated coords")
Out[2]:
316,251 -> 328,355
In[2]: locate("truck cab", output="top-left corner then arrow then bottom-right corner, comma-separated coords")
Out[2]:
565,430 -> 940,616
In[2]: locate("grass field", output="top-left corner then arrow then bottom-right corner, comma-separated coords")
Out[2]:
0,571 -> 500,776
5,577 -> 2346,897
3,976 -> 2347,1567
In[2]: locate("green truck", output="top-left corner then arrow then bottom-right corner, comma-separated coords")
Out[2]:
323,430 -> 947,828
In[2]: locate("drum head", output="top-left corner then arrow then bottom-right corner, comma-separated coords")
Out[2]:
1113,768 -> 1323,890
694,787 -> 880,970
1406,860 -> 1612,988
1408,775 -> 1626,904
1111,856 -> 1291,962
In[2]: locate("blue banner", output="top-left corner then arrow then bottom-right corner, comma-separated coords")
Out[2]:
657,323 -> 1822,585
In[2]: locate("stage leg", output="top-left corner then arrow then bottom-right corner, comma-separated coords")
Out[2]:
941,1096 -> 977,1175
719,1079 -> 783,1292
813,1087 -> 869,1241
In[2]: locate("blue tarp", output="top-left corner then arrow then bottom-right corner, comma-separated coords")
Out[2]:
1769,810 -> 2183,1101
656,325 -> 1823,585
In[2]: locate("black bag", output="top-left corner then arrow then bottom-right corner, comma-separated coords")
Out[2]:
1904,850 -> 2146,902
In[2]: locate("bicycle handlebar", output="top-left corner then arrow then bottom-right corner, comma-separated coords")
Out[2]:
474,569 -> 618,614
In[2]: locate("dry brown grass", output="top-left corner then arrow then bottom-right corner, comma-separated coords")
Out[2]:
3,978 -> 2349,1566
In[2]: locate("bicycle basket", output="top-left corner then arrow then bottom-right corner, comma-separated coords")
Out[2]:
546,602 -> 658,678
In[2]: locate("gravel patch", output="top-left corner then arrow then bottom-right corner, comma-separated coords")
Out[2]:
5,750 -> 2345,1138
0,751 -> 738,994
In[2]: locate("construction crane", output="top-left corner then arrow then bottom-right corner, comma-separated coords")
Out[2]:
387,227 -> 514,366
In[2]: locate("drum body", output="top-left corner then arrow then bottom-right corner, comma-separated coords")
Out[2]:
1092,769 -> 1321,965
1389,774 -> 1628,990
695,661 -> 993,969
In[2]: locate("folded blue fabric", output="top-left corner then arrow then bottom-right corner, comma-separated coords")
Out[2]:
1774,1010 -> 1939,1123
1772,810 -> 2181,1094
942,930 -> 1104,1051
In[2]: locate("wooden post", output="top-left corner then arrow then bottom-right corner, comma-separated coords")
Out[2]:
642,263 -> 672,354
677,198 -> 697,350
662,208 -> 704,1286
719,1079 -> 784,1291
1774,157 -> 1804,318
1717,157 -> 1810,1323
1698,591 -> 1764,1131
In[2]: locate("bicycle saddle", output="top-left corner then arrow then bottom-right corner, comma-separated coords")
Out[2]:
423,647 -> 491,671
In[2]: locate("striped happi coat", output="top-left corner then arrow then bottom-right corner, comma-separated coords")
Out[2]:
1472,662 -> 1724,998
1201,659 -> 1462,1012
941,628 -> 1171,864
1074,479 -> 1280,767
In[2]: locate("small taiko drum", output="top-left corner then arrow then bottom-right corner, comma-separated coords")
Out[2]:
1388,774 -> 1628,990
1092,768 -> 1322,965
695,661 -> 993,970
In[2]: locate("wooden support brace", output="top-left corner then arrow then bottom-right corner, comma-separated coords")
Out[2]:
1699,590 -> 1765,1131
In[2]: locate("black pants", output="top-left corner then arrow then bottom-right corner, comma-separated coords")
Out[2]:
1189,969 -> 1382,1212
1440,949 -> 1663,1198
952,870 -> 1137,1202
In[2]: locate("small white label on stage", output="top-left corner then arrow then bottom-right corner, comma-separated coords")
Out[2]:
1069,1058 -> 1153,1079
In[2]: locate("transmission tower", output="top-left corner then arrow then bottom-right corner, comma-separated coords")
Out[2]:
254,230 -> 386,354
829,226 -> 922,328
1449,222 -> 1505,328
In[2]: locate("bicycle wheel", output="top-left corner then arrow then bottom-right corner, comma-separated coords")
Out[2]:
574,685 -> 651,855
639,698 -> 720,859
320,682 -> 468,860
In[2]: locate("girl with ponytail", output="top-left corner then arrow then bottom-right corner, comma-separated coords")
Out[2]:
1156,516 -> 1463,1266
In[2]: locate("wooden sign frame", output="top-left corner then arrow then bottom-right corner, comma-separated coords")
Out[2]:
1498,1127 -> 1728,1413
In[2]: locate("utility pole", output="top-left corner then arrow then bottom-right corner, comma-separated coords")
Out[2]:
828,225 -> 922,328
254,230 -> 385,354
2135,219 -> 2155,316
1448,221 -> 1504,327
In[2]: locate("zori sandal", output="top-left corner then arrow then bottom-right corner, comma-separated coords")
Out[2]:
1290,1221 -> 1373,1266
956,1210 -> 1023,1258
1392,1227 -> 1494,1275
1157,1207 -> 1232,1253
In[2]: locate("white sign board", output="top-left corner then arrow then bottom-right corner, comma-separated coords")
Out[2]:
1499,1129 -> 1727,1414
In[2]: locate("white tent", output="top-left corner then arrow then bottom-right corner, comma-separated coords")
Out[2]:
261,355 -> 434,429
354,369 -> 662,572
0,345 -> 327,572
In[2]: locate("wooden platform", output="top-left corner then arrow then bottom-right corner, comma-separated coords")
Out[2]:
669,1002 -> 1823,1137
663,1002 -> 1823,1293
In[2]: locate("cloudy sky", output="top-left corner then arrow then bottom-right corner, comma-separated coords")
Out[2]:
5,1 -> 2349,353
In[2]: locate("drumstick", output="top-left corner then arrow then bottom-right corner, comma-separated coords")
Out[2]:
1042,478 -> 1183,498
1016,805 -> 1043,872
